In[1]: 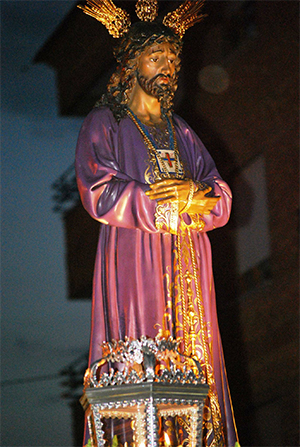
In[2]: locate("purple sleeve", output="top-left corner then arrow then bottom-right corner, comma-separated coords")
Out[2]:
200,179 -> 232,232
75,109 -> 158,232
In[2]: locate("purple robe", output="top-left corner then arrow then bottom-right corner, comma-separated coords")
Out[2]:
76,107 -> 238,446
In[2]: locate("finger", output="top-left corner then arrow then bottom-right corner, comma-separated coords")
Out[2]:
149,179 -> 185,190
204,199 -> 220,210
149,180 -> 173,189
146,185 -> 183,196
146,189 -> 170,197
147,185 -> 173,194
146,191 -> 176,201
204,186 -> 212,195
201,198 -> 220,214
196,186 -> 212,198
209,197 -> 220,205
154,184 -> 190,196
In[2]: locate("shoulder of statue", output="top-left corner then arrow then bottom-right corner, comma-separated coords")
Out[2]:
90,105 -> 121,125
171,114 -> 205,153
91,105 -> 114,120
81,106 -> 120,135
171,113 -> 194,134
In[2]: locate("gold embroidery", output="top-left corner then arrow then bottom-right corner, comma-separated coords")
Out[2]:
176,226 -> 189,353
155,266 -> 177,340
154,203 -> 179,234
157,222 -> 226,445
170,201 -> 179,235
144,160 -> 154,184
187,227 -> 225,446
176,223 -> 226,446
154,203 -> 170,232
188,213 -> 206,230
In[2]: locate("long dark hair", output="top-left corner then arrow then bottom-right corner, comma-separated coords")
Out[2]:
97,22 -> 183,122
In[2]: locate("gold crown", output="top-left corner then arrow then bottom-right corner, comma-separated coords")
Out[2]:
77,0 -> 131,38
78,0 -> 206,39
135,0 -> 159,22
163,1 -> 206,39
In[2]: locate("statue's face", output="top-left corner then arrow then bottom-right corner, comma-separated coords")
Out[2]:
136,41 -> 179,98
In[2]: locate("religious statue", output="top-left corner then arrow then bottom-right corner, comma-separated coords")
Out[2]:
76,1 -> 239,446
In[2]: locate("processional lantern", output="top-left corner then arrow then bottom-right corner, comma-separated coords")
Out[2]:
80,336 -> 209,447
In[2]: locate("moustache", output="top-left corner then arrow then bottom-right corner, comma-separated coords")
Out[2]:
151,74 -> 171,82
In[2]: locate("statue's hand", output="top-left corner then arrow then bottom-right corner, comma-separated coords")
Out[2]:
192,195 -> 220,215
145,178 -> 220,215
146,178 -> 191,208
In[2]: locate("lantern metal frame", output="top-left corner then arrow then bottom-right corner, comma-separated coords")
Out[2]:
80,336 -> 209,447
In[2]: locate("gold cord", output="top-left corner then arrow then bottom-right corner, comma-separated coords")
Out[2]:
180,179 -> 196,214
187,228 -> 225,444
177,229 -> 189,354
126,109 -> 184,180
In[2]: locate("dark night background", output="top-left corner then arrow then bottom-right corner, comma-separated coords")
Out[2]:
1,1 -> 90,445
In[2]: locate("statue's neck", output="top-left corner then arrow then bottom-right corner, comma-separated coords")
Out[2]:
128,82 -> 164,126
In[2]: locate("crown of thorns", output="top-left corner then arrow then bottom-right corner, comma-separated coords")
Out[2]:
78,0 -> 206,39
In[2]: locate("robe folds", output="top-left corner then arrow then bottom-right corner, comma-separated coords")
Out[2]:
76,107 -> 238,447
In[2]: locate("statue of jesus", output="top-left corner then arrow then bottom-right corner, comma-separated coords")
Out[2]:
76,2 -> 239,446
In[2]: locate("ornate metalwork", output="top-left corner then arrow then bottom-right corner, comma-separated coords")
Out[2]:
145,397 -> 159,447
81,336 -> 209,447
135,0 -> 158,22
84,335 -> 205,390
78,0 -> 131,38
163,1 -> 207,39
78,0 -> 207,39
81,390 -> 207,447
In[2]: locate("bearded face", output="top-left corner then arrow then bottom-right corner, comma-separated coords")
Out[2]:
102,36 -> 181,121
137,71 -> 178,102
135,41 -> 179,110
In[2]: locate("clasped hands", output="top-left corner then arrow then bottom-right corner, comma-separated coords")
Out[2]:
145,178 -> 220,215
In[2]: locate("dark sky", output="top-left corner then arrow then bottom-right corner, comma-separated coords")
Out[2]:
1,2 -> 91,445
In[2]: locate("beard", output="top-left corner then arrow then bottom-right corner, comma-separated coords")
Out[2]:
137,71 -> 177,113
